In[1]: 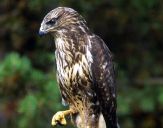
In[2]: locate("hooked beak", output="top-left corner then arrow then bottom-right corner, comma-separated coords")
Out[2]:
39,30 -> 47,36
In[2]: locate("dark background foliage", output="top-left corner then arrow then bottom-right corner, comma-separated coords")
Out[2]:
0,0 -> 163,128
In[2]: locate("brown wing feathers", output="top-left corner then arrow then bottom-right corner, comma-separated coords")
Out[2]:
90,35 -> 118,128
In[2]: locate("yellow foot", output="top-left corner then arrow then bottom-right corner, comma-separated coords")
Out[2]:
51,111 -> 67,126
51,109 -> 75,126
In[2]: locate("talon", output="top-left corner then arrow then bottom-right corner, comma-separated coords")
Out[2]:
51,109 -> 76,126
51,111 -> 67,126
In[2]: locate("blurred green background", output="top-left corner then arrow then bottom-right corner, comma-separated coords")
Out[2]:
0,0 -> 163,128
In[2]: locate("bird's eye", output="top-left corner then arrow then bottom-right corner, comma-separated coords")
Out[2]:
46,18 -> 57,25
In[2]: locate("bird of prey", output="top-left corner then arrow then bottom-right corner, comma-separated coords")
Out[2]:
39,7 -> 119,128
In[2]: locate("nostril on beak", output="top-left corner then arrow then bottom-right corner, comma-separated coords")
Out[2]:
39,30 -> 46,36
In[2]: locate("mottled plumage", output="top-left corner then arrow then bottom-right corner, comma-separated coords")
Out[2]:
39,7 -> 118,128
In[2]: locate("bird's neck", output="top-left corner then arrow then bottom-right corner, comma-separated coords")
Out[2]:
55,37 -> 70,51
54,29 -> 90,51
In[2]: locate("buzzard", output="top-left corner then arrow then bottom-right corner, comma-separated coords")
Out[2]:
39,7 -> 119,128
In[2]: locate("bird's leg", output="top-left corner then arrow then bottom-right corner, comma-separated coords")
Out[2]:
51,109 -> 76,126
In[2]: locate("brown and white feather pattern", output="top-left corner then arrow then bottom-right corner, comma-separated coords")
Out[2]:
39,7 -> 118,128
55,31 -> 100,126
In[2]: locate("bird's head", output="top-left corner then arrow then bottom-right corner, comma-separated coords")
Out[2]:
39,7 -> 88,36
